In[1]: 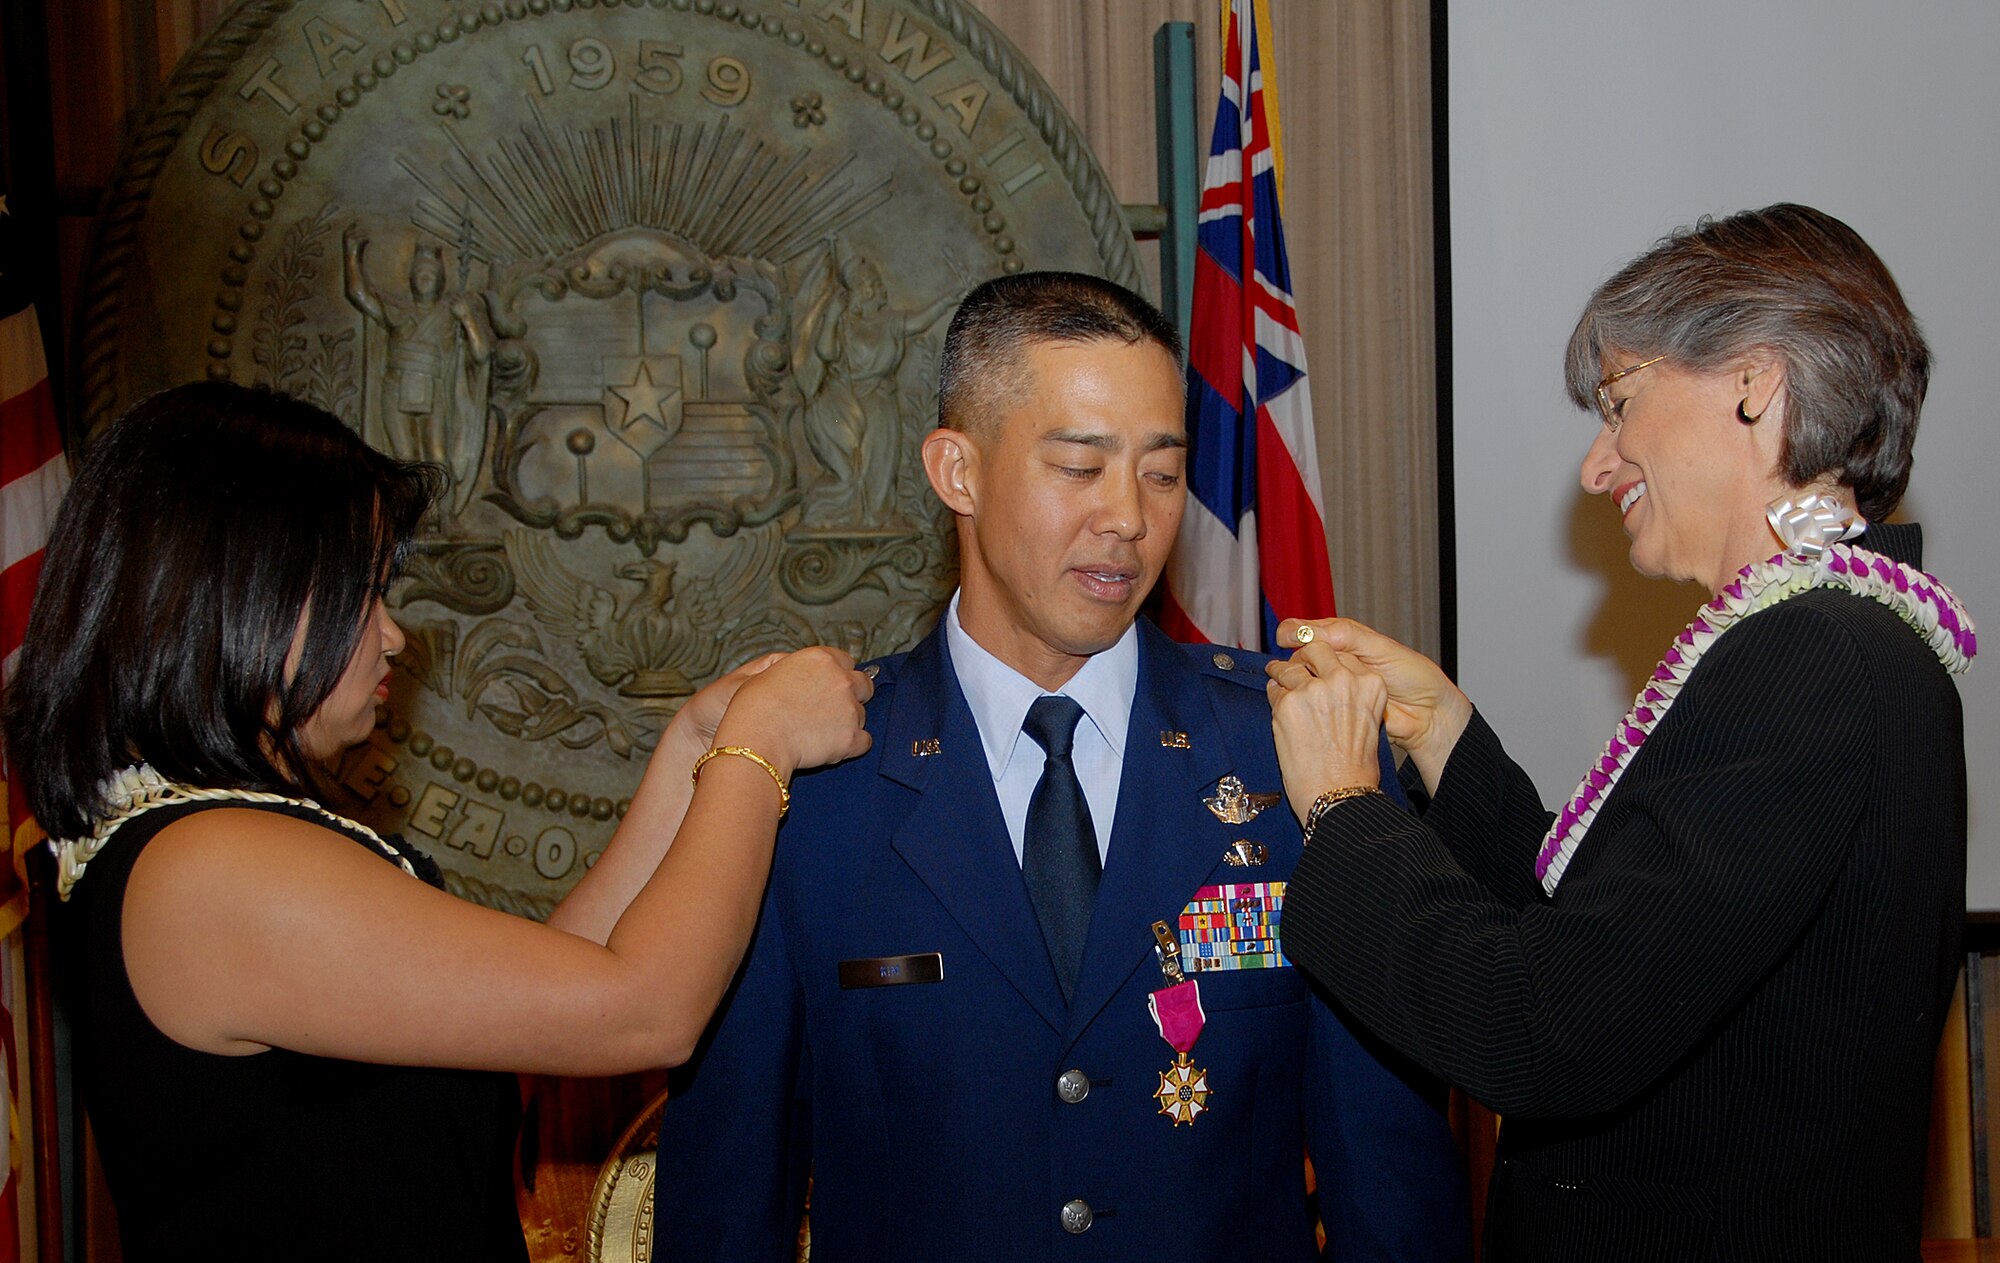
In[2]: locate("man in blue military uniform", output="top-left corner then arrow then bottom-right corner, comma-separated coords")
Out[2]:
654,272 -> 1468,1261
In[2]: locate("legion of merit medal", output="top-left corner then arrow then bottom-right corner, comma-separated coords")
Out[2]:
1147,920 -> 1211,1126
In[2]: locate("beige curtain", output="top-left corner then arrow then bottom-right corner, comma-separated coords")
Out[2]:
967,0 -> 1440,658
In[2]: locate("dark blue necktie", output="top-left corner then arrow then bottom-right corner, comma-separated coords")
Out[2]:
1022,696 -> 1100,1003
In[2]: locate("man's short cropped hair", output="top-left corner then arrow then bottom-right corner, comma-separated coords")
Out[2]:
937,271 -> 1183,436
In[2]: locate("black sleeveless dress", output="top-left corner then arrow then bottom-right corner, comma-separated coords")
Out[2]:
58,799 -> 529,1261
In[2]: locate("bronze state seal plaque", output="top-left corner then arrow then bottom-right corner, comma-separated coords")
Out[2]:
77,0 -> 1141,919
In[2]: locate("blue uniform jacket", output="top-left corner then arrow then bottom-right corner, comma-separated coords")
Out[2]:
654,617 -> 1469,1261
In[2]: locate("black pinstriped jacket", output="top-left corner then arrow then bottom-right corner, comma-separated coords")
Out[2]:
1285,525 -> 1967,1263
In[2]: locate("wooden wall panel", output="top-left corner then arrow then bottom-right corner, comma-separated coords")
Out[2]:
1932,969 -> 1979,1238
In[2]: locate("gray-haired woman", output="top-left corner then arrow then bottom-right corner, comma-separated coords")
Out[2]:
1264,204 -> 1975,1261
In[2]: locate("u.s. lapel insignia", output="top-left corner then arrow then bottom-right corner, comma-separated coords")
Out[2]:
911,737 -> 942,757
1159,729 -> 1191,749
1154,1053 -> 1212,1126
1203,776 -> 1284,826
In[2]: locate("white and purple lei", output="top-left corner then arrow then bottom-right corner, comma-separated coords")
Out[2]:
1535,540 -> 1976,894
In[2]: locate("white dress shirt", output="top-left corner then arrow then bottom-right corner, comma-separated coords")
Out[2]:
942,591 -> 1137,867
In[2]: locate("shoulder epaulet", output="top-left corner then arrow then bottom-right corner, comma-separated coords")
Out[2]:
1179,641 -> 1276,690
858,651 -> 906,702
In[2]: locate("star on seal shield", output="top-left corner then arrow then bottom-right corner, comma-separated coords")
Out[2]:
1154,1052 -> 1212,1127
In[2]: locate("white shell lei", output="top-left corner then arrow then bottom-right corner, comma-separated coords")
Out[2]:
1535,543 -> 1977,895
54,763 -> 419,901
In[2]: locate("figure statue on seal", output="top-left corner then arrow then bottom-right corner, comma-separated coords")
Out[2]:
342,224 -> 495,518
790,244 -> 958,531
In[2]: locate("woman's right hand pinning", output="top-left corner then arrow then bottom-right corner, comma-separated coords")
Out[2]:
712,645 -> 874,777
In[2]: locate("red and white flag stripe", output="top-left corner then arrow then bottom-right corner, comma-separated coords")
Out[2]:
0,310 -> 67,684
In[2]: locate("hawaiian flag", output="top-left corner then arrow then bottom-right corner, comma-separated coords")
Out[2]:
1158,0 -> 1335,651
0,177 -> 65,1261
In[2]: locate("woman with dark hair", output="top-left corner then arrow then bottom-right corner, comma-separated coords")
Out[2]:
4,382 -> 872,1260
1263,205 -> 1975,1259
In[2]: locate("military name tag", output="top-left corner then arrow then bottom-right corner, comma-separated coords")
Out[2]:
838,951 -> 943,989
1176,881 -> 1287,972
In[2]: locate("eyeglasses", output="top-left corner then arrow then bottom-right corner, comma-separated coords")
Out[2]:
1594,355 -> 1667,431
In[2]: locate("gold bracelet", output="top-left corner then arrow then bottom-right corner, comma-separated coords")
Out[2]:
1302,785 -> 1383,838
691,745 -> 791,819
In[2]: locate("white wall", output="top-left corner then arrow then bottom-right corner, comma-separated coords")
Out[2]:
1449,1 -> 2000,906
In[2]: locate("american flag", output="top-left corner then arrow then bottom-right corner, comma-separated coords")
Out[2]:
1,195 -> 67,690
0,178 -> 64,1261
1159,0 -> 1335,651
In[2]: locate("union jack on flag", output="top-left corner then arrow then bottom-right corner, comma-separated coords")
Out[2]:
1159,0 -> 1335,651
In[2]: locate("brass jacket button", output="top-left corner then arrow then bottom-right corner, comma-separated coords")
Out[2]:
1060,1199 -> 1094,1234
1056,1069 -> 1090,1104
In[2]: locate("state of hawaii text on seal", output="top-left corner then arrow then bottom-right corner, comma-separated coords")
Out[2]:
75,0 -> 1142,920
